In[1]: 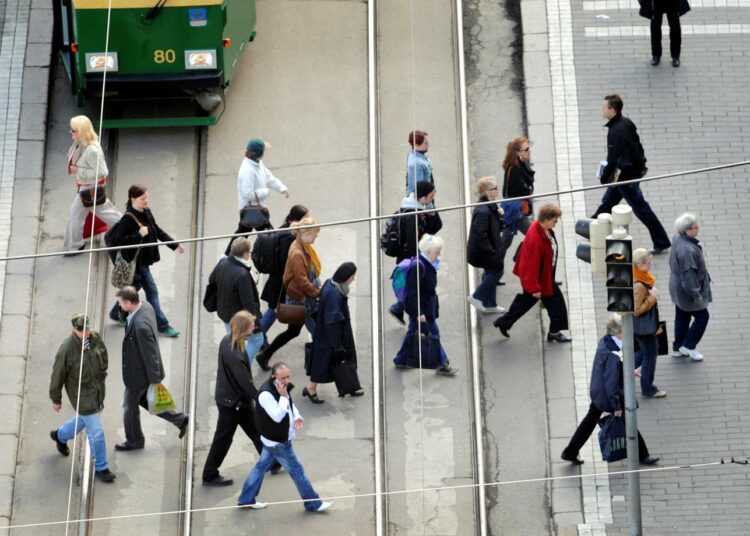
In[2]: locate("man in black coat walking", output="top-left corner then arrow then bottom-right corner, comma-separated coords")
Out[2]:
591,94 -> 671,254
114,286 -> 189,451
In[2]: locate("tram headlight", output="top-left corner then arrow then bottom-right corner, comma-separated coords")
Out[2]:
85,52 -> 119,73
185,50 -> 216,69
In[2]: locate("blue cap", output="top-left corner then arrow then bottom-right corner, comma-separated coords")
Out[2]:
246,138 -> 265,157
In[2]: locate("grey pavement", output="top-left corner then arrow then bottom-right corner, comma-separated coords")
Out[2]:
525,0 -> 750,532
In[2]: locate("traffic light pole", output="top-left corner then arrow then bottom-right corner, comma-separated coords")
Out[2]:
621,312 -> 642,535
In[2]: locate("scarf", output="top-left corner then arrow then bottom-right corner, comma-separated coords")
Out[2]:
633,266 -> 656,287
332,280 -> 350,296
303,242 -> 321,278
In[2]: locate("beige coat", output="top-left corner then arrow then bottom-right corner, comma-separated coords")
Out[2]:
67,141 -> 108,187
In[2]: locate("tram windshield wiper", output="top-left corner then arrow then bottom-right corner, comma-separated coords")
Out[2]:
144,0 -> 169,21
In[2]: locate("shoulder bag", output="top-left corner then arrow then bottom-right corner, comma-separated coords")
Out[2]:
633,282 -> 660,336
79,179 -> 107,208
276,286 -> 306,325
240,192 -> 270,230
111,213 -> 144,289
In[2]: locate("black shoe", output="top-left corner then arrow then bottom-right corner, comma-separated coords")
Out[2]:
561,452 -> 584,465
63,245 -> 86,258
641,455 -> 660,465
179,416 -> 190,439
388,306 -> 405,325
256,351 -> 271,372
547,332 -> 572,343
351,389 -> 365,397
95,469 -> 116,483
115,442 -> 144,451
493,319 -> 510,338
436,365 -> 458,377
50,430 -> 69,456
203,475 -> 234,486
496,279 -> 506,286
671,58 -> 680,67
394,363 -> 408,369
302,387 -> 325,404
650,56 -> 660,66
269,462 -> 283,475
650,247 -> 669,255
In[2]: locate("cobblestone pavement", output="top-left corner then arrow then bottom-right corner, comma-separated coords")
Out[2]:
533,0 -> 750,532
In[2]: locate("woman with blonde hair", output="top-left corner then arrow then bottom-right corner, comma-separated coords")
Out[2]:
632,248 -> 667,398
499,136 -> 536,276
256,217 -> 323,377
202,311 -> 279,486
466,176 -> 505,313
63,115 -> 122,256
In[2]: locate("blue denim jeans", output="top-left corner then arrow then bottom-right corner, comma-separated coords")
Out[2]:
223,322 -> 264,364
57,413 -> 108,471
635,334 -> 659,396
472,269 -> 501,307
673,306 -> 709,351
260,308 -> 276,333
238,441 -> 322,510
393,317 -> 448,366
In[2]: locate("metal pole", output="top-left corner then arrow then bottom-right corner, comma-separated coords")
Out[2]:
620,312 -> 642,535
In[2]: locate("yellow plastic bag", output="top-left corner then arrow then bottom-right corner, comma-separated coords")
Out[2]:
147,383 -> 177,415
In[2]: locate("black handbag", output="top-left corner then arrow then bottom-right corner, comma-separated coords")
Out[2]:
203,282 -> 217,312
407,332 -> 442,369
79,185 -> 107,207
332,360 -> 361,397
240,192 -> 270,229
656,320 -> 668,356
633,283 -> 660,336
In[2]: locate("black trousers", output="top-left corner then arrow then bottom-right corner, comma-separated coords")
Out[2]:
562,402 -> 649,460
494,284 -> 569,333
650,1 -> 681,59
264,322 -> 304,360
203,403 -> 263,481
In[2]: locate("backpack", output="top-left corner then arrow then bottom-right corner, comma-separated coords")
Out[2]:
251,232 -> 280,274
390,257 -> 423,303
380,211 -> 403,257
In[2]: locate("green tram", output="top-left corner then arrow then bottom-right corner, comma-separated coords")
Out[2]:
56,0 -> 257,127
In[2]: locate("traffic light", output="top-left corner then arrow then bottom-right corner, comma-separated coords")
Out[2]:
575,214 -> 611,274
605,227 -> 633,312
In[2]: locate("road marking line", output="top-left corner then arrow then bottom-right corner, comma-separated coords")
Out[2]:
583,0 -> 750,9
585,23 -> 750,36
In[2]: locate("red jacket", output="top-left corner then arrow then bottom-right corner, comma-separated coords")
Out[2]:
512,220 -> 555,296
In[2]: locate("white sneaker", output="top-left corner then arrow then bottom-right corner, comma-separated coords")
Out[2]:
679,346 -> 704,361
483,305 -> 506,314
315,501 -> 333,512
467,296 -> 487,312
671,349 -> 687,358
239,501 -> 267,510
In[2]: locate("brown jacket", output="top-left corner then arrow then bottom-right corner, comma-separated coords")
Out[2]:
633,280 -> 657,317
283,239 -> 321,302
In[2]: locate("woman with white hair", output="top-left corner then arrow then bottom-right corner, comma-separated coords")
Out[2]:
632,248 -> 667,398
63,115 -> 122,256
392,234 -> 457,376
668,213 -> 711,361
561,313 -> 659,465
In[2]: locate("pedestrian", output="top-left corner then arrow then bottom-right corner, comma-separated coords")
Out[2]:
114,286 -> 189,451
237,362 -> 333,512
203,311 -> 281,486
207,237 -> 264,363
500,137 -> 535,268
632,248 -> 667,398
227,138 -> 291,254
258,205 -> 309,334
387,180 -> 443,325
106,183 -> 183,337
305,262 -> 363,403
561,313 -> 660,465
640,0 -> 690,67
591,94 -> 671,254
405,130 -> 433,195
256,217 -> 321,372
49,313 -> 115,482
493,203 -> 572,342
63,115 -> 122,256
669,213 -> 711,361
467,176 -> 506,314
392,234 -> 458,376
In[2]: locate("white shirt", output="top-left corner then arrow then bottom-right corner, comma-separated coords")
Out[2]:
258,390 -> 301,447
237,158 -> 288,210
611,334 -> 623,352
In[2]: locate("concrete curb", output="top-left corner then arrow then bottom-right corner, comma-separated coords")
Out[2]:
0,0 -> 53,526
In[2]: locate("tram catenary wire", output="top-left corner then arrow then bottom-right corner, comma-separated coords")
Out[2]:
1,456 -> 744,532
4,158 -> 749,264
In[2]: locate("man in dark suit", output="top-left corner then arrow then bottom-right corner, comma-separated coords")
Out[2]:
115,286 -> 189,451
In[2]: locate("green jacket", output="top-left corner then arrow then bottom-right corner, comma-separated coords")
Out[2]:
49,332 -> 108,415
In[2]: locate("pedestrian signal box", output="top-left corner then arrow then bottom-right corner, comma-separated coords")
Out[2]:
605,228 -> 633,312
575,214 -> 611,274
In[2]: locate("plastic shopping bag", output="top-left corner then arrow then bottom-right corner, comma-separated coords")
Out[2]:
147,383 -> 177,415
598,414 -> 628,462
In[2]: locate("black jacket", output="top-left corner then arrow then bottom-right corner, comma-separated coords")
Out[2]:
255,379 -> 295,443
467,199 -> 504,271
397,209 -> 443,263
260,224 -> 295,307
106,206 -> 177,266
209,256 -> 261,323
404,254 -> 439,320
639,0 -> 690,18
214,335 -> 258,409
503,163 -> 535,199
600,114 -> 647,184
